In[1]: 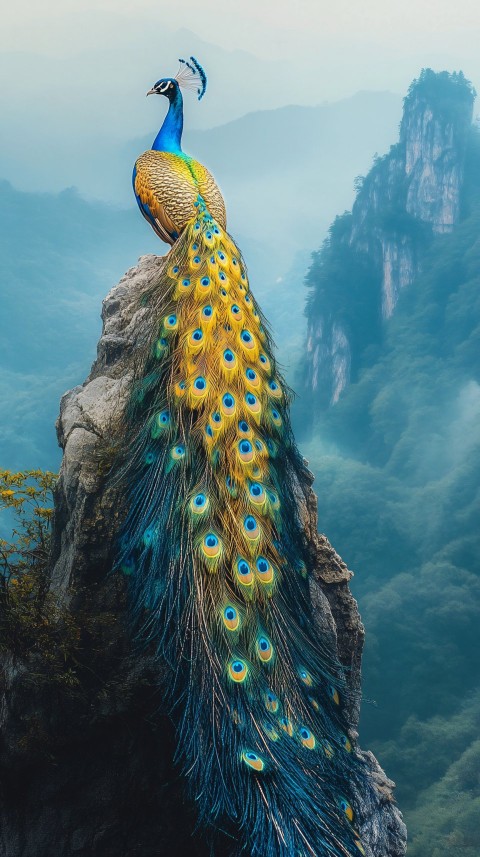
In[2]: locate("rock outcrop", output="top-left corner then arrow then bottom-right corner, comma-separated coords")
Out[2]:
0,256 -> 406,856
304,69 -> 475,408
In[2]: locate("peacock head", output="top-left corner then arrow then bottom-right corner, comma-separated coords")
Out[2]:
146,57 -> 207,102
146,78 -> 179,101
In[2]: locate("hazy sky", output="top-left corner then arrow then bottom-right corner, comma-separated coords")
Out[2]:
4,0 -> 480,105
2,0 -> 480,201
4,0 -> 480,62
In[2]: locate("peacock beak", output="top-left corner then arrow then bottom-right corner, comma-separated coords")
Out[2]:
146,88 -> 157,96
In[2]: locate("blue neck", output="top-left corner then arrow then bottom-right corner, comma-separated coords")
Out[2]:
152,89 -> 184,154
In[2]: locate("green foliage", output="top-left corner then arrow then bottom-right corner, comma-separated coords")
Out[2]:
0,469 -> 84,690
299,125 -> 480,853
377,691 -> 480,851
0,181 -> 159,472
404,68 -> 476,121
0,470 -> 124,717
304,213 -> 383,379
407,734 -> 480,856
0,469 -> 55,575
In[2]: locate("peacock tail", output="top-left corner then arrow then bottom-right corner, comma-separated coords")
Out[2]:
119,59 -> 371,857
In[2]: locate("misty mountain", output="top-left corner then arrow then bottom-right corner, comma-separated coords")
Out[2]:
0,90 -> 402,472
298,72 -> 480,855
2,78 -> 402,216
0,182 -> 157,470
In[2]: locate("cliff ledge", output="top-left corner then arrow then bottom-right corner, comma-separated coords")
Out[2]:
0,255 -> 407,856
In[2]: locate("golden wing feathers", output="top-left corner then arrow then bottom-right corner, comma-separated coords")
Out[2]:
134,151 -> 226,244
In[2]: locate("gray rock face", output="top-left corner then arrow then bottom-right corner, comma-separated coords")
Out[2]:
0,255 -> 406,856
304,71 -> 474,407
307,319 -> 351,406
402,100 -> 470,233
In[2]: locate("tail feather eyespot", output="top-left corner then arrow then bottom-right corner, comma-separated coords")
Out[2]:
121,556 -> 135,576
237,439 -> 254,464
223,605 -> 240,632
279,716 -> 294,737
189,254 -> 202,270
245,367 -> 261,389
177,276 -> 191,293
270,408 -> 283,428
234,557 -> 254,587
254,438 -> 266,456
187,328 -> 204,352
267,378 -> 283,399
142,526 -> 155,548
229,256 -> 240,275
201,304 -> 214,323
202,228 -> 217,249
322,739 -> 335,759
248,482 -> 266,506
190,375 -> 209,402
221,392 -> 236,417
241,750 -> 265,771
243,515 -> 260,542
196,275 -> 211,294
264,691 -> 280,713
259,353 -> 271,371
189,492 -> 209,516
217,270 -> 230,289
328,685 -> 341,706
155,336 -> 168,358
264,438 -> 278,460
299,726 -> 316,750
239,329 -> 255,351
165,443 -> 186,472
228,658 -> 248,683
174,379 -> 187,398
238,419 -> 252,437
217,249 -> 228,268
338,797 -> 355,823
167,264 -> 181,278
255,556 -> 275,585
201,531 -> 221,557
298,668 -> 314,687
163,313 -> 178,332
151,409 -> 171,438
229,303 -> 244,324
245,392 -> 261,416
267,491 -> 280,512
222,348 -> 237,371
199,532 -> 223,570
262,722 -> 280,742
256,634 -> 273,663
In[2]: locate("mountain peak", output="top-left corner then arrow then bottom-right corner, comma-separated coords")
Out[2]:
302,69 -> 477,410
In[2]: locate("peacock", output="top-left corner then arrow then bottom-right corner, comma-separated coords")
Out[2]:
119,56 -> 371,856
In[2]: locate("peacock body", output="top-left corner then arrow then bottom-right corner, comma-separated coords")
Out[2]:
120,57 -> 370,856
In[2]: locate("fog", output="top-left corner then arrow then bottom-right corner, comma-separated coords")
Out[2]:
2,0 -> 480,202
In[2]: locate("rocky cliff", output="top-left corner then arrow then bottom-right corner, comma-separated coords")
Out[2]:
304,69 -> 475,409
0,255 -> 406,856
